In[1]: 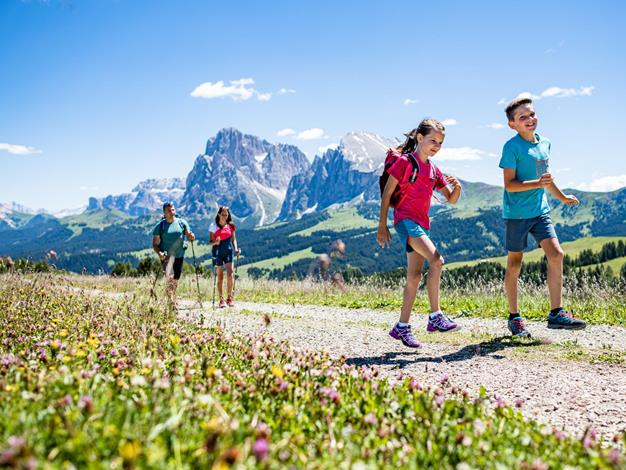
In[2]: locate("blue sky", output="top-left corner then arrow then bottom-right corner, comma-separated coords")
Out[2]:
2,0 -> 625,211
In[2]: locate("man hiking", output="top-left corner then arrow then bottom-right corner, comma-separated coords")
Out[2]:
152,202 -> 196,308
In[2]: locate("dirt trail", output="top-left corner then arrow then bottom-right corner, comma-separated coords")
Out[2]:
178,299 -> 626,441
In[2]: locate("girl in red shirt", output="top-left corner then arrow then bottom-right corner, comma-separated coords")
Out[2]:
209,206 -> 241,307
377,118 -> 463,348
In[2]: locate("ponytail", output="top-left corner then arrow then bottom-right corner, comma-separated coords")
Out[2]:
395,118 -> 446,155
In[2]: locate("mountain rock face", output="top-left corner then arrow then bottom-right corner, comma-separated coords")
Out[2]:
87,178 -> 186,216
278,132 -> 399,220
180,128 -> 310,225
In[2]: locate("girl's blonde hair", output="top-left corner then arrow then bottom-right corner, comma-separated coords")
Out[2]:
395,118 -> 445,154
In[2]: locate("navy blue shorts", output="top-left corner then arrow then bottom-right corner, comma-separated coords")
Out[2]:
213,250 -> 233,267
504,213 -> 557,252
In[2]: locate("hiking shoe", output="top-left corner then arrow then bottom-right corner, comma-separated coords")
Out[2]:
427,312 -> 458,333
226,297 -> 234,307
218,298 -> 226,308
547,309 -> 586,330
389,324 -> 421,348
508,316 -> 531,338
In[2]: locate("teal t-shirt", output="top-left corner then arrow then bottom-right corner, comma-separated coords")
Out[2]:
152,217 -> 190,258
499,133 -> 551,219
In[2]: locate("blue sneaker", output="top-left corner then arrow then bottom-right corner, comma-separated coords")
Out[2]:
547,309 -> 586,330
507,316 -> 531,338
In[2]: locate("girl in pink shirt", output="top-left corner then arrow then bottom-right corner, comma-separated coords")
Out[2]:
377,118 -> 463,348
209,206 -> 240,307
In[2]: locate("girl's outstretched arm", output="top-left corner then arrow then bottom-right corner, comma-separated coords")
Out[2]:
377,176 -> 398,248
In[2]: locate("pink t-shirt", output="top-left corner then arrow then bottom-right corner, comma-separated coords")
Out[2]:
389,153 -> 446,229
209,222 -> 234,241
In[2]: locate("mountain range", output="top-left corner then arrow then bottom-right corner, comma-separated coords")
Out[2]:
1,128 -> 625,275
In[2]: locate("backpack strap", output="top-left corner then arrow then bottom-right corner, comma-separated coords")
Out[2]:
395,153 -> 421,209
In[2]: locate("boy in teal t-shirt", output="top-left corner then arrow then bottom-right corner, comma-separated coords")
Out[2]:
498,97 -> 585,337
151,202 -> 195,308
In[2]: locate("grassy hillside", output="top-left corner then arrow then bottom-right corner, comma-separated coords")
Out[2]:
447,236 -> 626,269
62,208 -> 133,236
289,206 -> 378,237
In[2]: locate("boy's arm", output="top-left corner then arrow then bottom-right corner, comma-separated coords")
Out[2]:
377,175 -> 399,248
502,168 -> 552,192
546,181 -> 580,206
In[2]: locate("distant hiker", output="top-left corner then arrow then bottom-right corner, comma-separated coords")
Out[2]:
152,202 -> 196,308
377,118 -> 463,348
209,206 -> 240,307
499,98 -> 584,337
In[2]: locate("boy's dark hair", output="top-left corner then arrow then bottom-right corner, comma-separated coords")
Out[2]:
395,118 -> 445,155
505,97 -> 533,122
215,206 -> 234,228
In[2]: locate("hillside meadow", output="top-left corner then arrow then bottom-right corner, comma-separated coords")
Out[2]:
0,273 -> 624,469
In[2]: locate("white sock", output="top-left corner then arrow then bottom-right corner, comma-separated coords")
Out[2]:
397,321 -> 409,328
429,310 -> 442,319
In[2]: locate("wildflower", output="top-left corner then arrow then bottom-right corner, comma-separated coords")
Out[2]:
79,395 -> 94,413
473,419 -> 485,435
110,348 -> 119,357
252,438 -> 269,461
553,429 -> 565,441
271,366 -> 284,379
363,413 -> 377,425
515,399 -> 524,408
119,440 -> 141,461
608,448 -> 622,465
256,423 -> 270,439
435,395 -> 444,406
439,373 -> 449,385
57,394 -> 72,408
582,428 -> 598,448
409,379 -> 422,392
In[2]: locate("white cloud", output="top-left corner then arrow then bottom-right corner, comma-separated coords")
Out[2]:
277,88 -> 296,95
190,78 -> 273,102
0,143 -> 42,155
79,186 -> 99,191
296,128 -> 326,140
574,175 -> 626,192
318,143 -> 338,153
499,86 -> 594,105
441,119 -> 457,126
276,128 -> 296,137
436,147 -> 485,161
403,98 -> 418,106
486,123 -> 505,129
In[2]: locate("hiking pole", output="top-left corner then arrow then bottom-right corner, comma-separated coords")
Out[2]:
232,253 -> 239,299
150,258 -> 164,300
211,260 -> 217,313
190,241 -> 203,309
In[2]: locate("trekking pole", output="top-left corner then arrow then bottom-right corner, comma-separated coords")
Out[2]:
190,240 -> 205,326
211,261 -> 217,313
190,241 -> 203,308
232,253 -> 239,299
150,258 -> 164,300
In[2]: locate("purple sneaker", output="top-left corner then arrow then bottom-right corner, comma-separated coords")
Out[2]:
427,312 -> 458,333
389,324 -> 421,348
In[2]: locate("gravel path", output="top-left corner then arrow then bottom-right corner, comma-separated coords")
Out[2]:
178,299 -> 626,441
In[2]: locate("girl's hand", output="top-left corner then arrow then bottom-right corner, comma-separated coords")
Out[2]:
561,194 -> 579,206
235,248 -> 241,256
377,224 -> 392,248
187,231 -> 196,242
214,236 -> 221,245
445,175 -> 461,190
